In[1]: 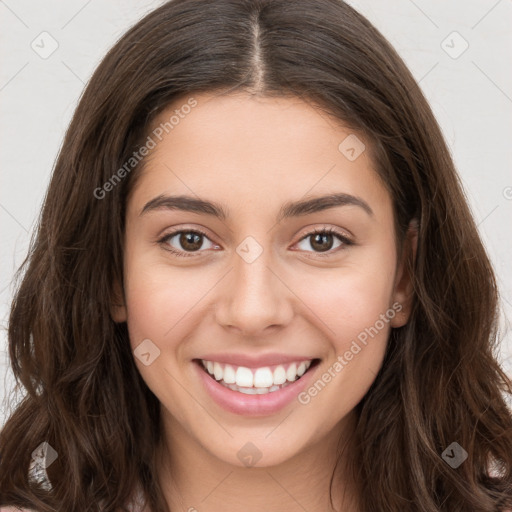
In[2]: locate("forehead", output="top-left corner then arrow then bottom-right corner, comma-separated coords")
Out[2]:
129,92 -> 391,219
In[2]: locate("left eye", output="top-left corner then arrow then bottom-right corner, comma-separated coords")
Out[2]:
158,228 -> 353,257
295,229 -> 351,253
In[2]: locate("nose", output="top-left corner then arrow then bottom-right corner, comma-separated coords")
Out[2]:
214,244 -> 294,337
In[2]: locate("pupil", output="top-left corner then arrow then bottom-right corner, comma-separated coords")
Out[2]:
311,233 -> 333,252
180,232 -> 202,251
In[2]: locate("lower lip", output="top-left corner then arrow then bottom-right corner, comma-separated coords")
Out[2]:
194,361 -> 318,417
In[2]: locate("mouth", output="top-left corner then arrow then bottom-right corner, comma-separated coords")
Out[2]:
194,357 -> 321,395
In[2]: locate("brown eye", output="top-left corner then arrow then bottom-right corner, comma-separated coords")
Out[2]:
296,228 -> 352,255
310,232 -> 334,252
179,232 -> 203,251
159,229 -> 217,256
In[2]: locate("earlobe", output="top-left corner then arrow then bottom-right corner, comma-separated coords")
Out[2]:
390,219 -> 418,328
110,279 -> 127,323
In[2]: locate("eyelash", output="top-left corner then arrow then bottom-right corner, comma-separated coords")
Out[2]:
157,227 -> 354,258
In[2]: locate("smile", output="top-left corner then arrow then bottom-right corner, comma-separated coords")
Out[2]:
200,359 -> 314,394
193,356 -> 321,416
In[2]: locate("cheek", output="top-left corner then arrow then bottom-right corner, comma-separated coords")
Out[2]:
297,255 -> 396,344
122,253 -> 212,352
121,257 -> 213,415
295,280 -> 394,421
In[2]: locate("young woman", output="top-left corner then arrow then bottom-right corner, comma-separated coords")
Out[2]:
1,0 -> 511,510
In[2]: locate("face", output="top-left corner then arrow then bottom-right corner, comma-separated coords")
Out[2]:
112,92 -> 414,469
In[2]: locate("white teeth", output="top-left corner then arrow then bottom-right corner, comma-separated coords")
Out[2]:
223,381 -> 292,394
223,364 -> 236,384
253,367 -> 274,388
297,362 -> 307,376
238,387 -> 258,395
235,367 -> 254,388
213,362 -> 223,381
200,358 -> 315,392
273,365 -> 287,385
286,363 -> 297,382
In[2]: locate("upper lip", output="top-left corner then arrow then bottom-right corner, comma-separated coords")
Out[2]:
196,353 -> 317,368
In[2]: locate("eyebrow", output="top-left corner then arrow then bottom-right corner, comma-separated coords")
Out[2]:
139,192 -> 374,220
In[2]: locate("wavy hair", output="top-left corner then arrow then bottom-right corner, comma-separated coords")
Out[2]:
1,0 -> 511,510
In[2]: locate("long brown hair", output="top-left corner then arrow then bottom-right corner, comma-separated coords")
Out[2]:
1,0 -> 511,510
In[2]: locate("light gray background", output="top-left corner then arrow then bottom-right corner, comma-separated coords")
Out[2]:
1,0 -> 512,427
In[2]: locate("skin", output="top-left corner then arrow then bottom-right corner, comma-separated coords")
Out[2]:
112,92 -> 417,512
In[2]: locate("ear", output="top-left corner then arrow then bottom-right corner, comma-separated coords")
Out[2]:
390,219 -> 418,328
110,278 -> 127,323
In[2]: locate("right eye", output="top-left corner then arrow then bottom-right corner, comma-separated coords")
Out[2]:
158,229 -> 220,257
